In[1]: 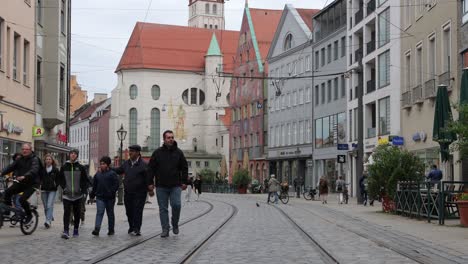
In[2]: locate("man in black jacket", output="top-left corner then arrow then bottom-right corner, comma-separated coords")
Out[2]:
1,143 -> 40,223
114,144 -> 150,236
147,130 -> 188,238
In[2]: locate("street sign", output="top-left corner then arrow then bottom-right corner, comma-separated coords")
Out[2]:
392,136 -> 405,146
337,144 -> 349,150
337,155 -> 346,163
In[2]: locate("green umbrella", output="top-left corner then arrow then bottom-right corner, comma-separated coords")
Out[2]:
460,69 -> 468,120
433,85 -> 457,162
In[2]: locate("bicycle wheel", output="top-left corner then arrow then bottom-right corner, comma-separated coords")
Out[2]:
280,192 -> 289,204
268,193 -> 276,203
20,210 -> 38,235
303,191 -> 312,200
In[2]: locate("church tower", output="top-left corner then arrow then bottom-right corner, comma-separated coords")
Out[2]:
188,0 -> 225,30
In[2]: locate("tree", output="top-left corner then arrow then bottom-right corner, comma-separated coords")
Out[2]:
448,103 -> 468,159
198,168 -> 216,184
367,144 -> 425,199
232,168 -> 251,188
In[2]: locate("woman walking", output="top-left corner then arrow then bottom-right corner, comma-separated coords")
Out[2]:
319,176 -> 329,204
193,175 -> 202,200
90,156 -> 119,236
41,154 -> 60,228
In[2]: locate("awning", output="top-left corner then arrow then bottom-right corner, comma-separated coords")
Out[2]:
35,140 -> 74,153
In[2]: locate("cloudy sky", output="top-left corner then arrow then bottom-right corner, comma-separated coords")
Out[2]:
71,0 -> 328,99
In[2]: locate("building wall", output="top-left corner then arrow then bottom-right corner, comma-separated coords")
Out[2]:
0,0 -> 36,167
90,107 -> 110,169
188,0 -> 225,29
70,120 -> 90,165
399,1 -> 459,179
70,75 -> 87,115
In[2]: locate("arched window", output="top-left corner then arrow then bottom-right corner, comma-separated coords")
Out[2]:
151,85 -> 160,100
129,84 -> 138,99
129,108 -> 138,145
284,34 -> 293,51
205,3 -> 209,14
199,89 -> 205,104
150,108 -> 160,150
213,4 -> 217,14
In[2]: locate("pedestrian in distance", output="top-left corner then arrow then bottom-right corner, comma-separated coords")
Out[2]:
267,174 -> 280,204
1,143 -> 41,224
90,156 -> 119,236
57,149 -> 88,239
336,176 -> 345,204
193,175 -> 202,200
40,154 -> 60,229
426,164 -> 443,187
293,177 -> 300,198
319,176 -> 328,204
359,172 -> 369,206
147,130 -> 189,238
114,144 -> 150,236
186,176 -> 194,202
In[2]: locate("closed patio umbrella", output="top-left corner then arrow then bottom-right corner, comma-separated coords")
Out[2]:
433,85 -> 456,162
460,69 -> 468,117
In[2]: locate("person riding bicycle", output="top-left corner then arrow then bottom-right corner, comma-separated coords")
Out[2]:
267,174 -> 280,204
1,143 -> 41,223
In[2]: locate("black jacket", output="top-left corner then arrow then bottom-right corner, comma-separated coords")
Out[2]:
90,169 -> 119,200
114,157 -> 150,194
147,141 -> 188,187
41,166 -> 60,191
58,161 -> 88,201
1,154 -> 41,186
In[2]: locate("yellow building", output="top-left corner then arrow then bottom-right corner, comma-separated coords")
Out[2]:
70,75 -> 88,116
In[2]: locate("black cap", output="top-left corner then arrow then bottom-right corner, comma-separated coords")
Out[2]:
128,144 -> 142,152
69,149 -> 79,155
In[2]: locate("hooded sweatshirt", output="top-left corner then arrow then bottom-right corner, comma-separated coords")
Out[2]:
58,160 -> 88,201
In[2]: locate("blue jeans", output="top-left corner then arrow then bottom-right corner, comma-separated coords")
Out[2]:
156,187 -> 181,231
41,191 -> 57,223
95,198 -> 115,231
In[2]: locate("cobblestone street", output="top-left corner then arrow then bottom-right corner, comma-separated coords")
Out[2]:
1,193 -> 467,264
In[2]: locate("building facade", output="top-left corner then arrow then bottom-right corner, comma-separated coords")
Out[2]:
188,0 -> 225,30
34,0 -> 72,163
312,0 -> 347,190
89,103 -> 110,171
229,5 -> 282,183
110,23 -> 237,178
0,0 -> 36,168
266,5 -> 319,186
400,0 -> 460,180
70,75 -> 88,116
347,0 -> 402,195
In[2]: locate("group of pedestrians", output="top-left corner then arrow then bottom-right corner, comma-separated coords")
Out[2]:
1,130 -> 191,239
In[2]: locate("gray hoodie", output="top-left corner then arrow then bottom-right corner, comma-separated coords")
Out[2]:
58,160 -> 88,201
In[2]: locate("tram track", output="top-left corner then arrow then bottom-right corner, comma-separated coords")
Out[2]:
88,200 -> 214,264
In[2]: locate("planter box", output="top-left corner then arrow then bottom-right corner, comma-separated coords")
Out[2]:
456,201 -> 468,227
238,186 -> 247,194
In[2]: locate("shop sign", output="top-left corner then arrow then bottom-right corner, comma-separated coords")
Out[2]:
392,136 -> 405,146
1,121 -> 24,135
412,132 -> 427,142
32,126 -> 45,137
337,155 -> 346,163
337,144 -> 349,150
56,129 -> 67,143
377,136 -> 389,145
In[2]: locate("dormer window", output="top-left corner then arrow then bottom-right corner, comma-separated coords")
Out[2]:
284,34 -> 293,51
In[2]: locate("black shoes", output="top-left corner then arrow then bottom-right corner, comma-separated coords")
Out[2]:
107,230 -> 115,236
172,227 -> 179,235
92,229 -> 100,236
161,229 -> 169,238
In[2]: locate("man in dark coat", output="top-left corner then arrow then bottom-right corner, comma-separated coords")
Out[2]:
114,144 -> 150,236
147,130 -> 188,238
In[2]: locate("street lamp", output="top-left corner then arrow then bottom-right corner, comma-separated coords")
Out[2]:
116,124 -> 127,205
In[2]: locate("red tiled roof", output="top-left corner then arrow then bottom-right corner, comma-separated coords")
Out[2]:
248,8 -> 283,60
296,8 -> 321,31
116,23 -> 239,73
71,101 -> 106,124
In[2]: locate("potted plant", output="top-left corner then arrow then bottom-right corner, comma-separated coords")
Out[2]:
455,192 -> 468,227
232,169 -> 251,194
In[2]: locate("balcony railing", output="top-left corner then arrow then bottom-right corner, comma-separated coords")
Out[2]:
366,0 -> 376,16
412,84 -> 423,104
355,47 -> 363,63
366,79 -> 376,94
425,79 -> 436,99
355,9 -> 363,25
367,127 -> 376,138
366,40 -> 375,55
438,71 -> 450,86
402,91 -> 412,109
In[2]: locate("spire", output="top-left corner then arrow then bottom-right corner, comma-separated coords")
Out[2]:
206,33 -> 222,56
245,0 -> 248,8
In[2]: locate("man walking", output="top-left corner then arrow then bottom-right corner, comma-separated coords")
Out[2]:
147,130 -> 188,238
57,149 -> 88,239
114,144 -> 149,236
426,165 -> 443,186
1,143 -> 41,223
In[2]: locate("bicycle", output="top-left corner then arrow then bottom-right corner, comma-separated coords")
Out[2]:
269,183 -> 289,204
0,177 -> 39,235
303,186 -> 317,200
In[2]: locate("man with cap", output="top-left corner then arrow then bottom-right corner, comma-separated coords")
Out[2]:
114,144 -> 150,236
57,149 -> 88,239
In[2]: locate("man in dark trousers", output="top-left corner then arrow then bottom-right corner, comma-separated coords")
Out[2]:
1,143 -> 41,223
147,130 -> 188,238
114,144 -> 149,236
57,149 -> 88,239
